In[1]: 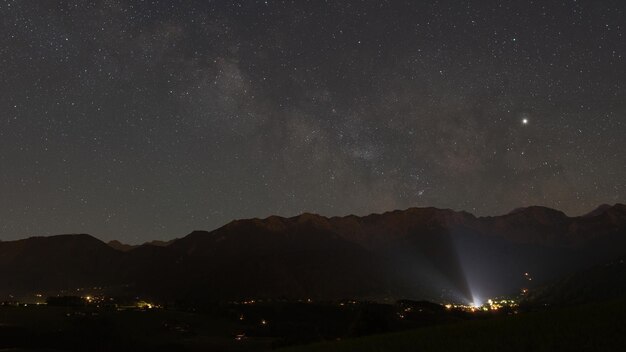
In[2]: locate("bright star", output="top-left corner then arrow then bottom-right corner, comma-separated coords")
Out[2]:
522,118 -> 529,125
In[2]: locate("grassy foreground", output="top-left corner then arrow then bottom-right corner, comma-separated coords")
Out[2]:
281,299 -> 626,352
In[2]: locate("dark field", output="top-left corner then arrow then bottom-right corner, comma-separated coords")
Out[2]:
281,299 -> 626,352
0,305 -> 265,351
1,299 -> 626,351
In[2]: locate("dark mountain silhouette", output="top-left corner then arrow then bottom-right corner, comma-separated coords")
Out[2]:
1,204 -> 625,303
107,239 -> 176,252
583,204 -> 614,218
107,240 -> 135,252
0,234 -> 122,296
527,255 -> 626,306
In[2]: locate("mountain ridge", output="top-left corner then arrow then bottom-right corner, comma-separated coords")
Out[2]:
1,203 -> 625,303
4,204 -> 619,246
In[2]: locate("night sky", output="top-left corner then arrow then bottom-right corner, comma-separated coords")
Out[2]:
1,1 -> 624,243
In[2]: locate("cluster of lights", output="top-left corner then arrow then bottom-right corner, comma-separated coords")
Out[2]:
397,306 -> 415,319
235,297 -> 314,305
444,298 -> 518,313
338,300 -> 358,307
484,298 -> 518,311
135,301 -> 160,309
81,295 -> 109,304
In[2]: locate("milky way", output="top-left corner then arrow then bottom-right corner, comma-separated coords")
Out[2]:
1,1 -> 624,242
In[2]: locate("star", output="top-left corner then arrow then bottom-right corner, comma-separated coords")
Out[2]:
0,0 -> 622,243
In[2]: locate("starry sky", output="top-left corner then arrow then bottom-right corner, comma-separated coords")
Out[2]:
1,0 -> 624,243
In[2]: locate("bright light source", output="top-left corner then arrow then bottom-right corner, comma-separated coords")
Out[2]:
470,294 -> 482,308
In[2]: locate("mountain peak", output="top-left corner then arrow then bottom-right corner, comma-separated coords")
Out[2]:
292,212 -> 329,225
507,206 -> 567,219
108,238 -> 177,251
583,204 -> 614,218
108,240 -> 135,251
23,233 -> 103,245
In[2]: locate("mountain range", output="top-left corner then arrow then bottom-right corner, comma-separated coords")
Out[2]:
1,204 -> 625,304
